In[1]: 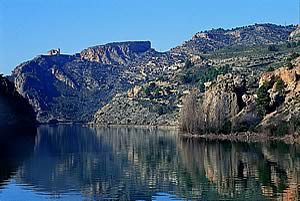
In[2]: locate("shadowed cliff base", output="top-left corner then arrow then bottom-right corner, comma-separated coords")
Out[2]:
0,75 -> 36,134
0,129 -> 36,188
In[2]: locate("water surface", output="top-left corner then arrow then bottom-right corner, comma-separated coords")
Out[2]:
0,125 -> 300,200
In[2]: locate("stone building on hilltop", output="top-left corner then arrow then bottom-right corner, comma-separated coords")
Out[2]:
48,48 -> 60,56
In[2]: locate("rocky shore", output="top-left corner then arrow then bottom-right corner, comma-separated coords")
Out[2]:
180,132 -> 300,145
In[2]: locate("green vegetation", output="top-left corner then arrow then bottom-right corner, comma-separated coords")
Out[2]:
268,44 -> 279,52
256,83 -> 271,116
178,64 -> 230,92
275,78 -> 284,93
267,122 -> 289,137
142,82 -> 171,99
150,104 -> 175,115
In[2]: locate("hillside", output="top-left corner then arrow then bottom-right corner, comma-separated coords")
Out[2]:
12,41 -> 184,123
172,24 -> 295,54
10,23 -> 300,131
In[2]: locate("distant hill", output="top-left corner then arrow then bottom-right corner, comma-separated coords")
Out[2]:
172,23 -> 295,54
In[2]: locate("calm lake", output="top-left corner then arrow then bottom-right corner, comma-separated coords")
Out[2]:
0,125 -> 299,201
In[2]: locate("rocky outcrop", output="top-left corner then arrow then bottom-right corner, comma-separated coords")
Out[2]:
12,54 -> 124,123
0,76 -> 36,132
80,41 -> 151,65
259,58 -> 300,95
200,74 -> 250,132
257,58 -> 300,134
182,55 -> 300,135
289,24 -> 300,41
11,41 -> 176,123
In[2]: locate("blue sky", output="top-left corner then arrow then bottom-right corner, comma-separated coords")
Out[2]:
0,0 -> 299,75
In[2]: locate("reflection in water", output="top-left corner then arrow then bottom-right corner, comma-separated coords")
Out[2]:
0,125 -> 300,200
179,138 -> 300,201
0,129 -> 36,188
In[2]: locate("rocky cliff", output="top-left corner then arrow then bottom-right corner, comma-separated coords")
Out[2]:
257,57 -> 300,134
181,55 -> 300,135
0,75 -> 36,132
11,41 -> 180,123
80,41 -> 151,65
289,25 -> 300,41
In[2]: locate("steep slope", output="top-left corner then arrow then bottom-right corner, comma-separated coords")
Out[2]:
0,75 -> 36,131
94,24 -> 299,127
80,41 -> 151,65
12,54 -> 125,123
11,41 -> 179,123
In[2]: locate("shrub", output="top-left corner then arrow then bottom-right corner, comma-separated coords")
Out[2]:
266,66 -> 275,72
267,122 -> 289,136
275,78 -> 284,93
287,52 -> 300,62
268,44 -> 278,52
221,120 -> 232,134
178,65 -> 231,92
257,83 -> 271,116
287,62 -> 294,69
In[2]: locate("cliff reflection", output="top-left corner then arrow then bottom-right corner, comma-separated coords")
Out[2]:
11,125 -> 300,201
0,129 -> 36,188
179,138 -> 300,201
16,125 -> 183,200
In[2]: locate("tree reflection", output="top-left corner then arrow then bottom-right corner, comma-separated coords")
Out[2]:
8,125 -> 300,201
179,137 -> 300,200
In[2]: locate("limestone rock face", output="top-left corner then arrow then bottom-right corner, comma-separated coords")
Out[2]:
80,41 -> 151,65
258,57 -> 300,132
260,58 -> 300,95
202,74 -> 246,131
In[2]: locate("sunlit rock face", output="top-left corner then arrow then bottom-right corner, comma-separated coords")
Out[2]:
80,41 -> 151,65
258,57 -> 300,131
289,24 -> 300,41
202,74 -> 242,131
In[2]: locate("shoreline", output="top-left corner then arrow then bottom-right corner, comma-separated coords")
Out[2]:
88,123 -> 179,130
180,132 -> 300,145
38,123 -> 300,145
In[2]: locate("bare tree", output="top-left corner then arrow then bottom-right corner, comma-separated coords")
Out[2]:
180,89 -> 205,134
